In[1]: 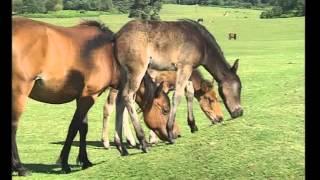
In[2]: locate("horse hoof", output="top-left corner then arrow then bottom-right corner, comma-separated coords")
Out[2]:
102,141 -> 110,149
168,138 -> 175,144
17,168 -> 30,176
82,161 -> 93,170
141,147 -> 148,153
121,150 -> 129,156
190,125 -> 199,133
61,166 -> 71,174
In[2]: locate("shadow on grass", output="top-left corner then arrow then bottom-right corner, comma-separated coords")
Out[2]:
50,140 -> 141,149
19,163 -> 79,175
19,160 -> 107,175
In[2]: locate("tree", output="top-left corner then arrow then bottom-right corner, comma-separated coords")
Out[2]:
13,0 -> 24,13
22,0 -> 47,13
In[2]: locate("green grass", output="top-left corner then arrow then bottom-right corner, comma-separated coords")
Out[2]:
13,4 -> 304,179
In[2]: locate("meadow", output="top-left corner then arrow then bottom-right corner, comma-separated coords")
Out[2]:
13,4 -> 305,179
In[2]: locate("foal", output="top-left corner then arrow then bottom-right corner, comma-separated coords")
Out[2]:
114,19 -> 243,148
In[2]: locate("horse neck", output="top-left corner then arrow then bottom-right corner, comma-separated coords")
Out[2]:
203,44 -> 234,83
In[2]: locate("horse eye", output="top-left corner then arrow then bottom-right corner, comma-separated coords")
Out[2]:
162,108 -> 169,115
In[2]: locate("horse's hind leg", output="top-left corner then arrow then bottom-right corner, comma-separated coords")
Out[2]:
114,91 -> 129,156
185,81 -> 198,133
12,81 -> 34,176
167,65 -> 193,143
102,89 -> 118,149
123,109 -> 137,147
122,70 -> 149,153
58,96 -> 95,173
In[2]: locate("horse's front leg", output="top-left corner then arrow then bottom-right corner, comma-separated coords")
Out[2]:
122,108 -> 137,147
58,96 -> 95,173
185,80 -> 198,133
167,65 -> 193,143
102,89 -> 118,149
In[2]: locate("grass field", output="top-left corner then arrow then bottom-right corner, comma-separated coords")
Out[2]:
13,4 -> 305,179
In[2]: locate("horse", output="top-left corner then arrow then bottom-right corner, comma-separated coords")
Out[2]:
148,69 -> 224,128
113,19 -> 243,149
101,68 -> 223,146
228,33 -> 237,40
101,79 -> 181,149
12,17 -> 172,175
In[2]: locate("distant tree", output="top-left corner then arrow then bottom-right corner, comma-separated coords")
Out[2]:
129,0 -> 162,20
13,0 -> 24,13
22,0 -> 47,13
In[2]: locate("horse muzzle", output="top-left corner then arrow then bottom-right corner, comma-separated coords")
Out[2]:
231,108 -> 243,119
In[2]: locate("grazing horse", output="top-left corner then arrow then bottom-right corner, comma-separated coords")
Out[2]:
102,68 -> 223,147
114,19 -> 243,150
101,78 -> 181,149
12,17 -> 171,175
228,33 -> 237,40
148,69 -> 224,128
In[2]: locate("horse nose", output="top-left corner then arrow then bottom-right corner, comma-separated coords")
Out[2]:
231,107 -> 243,118
217,116 -> 223,122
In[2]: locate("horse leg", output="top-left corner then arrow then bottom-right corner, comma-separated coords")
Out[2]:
77,115 -> 93,170
185,80 -> 198,133
167,65 -> 193,143
58,96 -> 95,173
102,89 -> 118,149
122,70 -> 148,153
114,91 -> 129,156
12,81 -> 34,176
123,108 -> 137,147
149,130 -> 159,144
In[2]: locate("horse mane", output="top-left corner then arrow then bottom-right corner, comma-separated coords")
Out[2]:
79,20 -> 114,35
80,20 -> 115,60
178,18 -> 231,69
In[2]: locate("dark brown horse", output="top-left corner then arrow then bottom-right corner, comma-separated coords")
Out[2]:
148,69 -> 224,131
228,33 -> 237,40
12,17 -> 172,175
114,19 -> 243,147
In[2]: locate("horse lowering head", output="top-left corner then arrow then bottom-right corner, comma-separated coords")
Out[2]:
218,59 -> 243,119
139,77 -> 180,141
196,80 -> 224,123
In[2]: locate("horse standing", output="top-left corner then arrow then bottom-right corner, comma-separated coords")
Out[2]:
114,19 -> 243,150
12,17 -> 172,175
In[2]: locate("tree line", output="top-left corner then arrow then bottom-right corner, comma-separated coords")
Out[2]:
13,0 -> 304,19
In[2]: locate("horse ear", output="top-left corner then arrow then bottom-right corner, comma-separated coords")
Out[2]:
231,59 -> 239,73
155,81 -> 164,98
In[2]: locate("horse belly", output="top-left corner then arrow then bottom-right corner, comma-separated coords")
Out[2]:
29,74 -> 82,104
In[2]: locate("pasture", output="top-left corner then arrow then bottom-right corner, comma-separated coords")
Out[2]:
13,4 -> 304,179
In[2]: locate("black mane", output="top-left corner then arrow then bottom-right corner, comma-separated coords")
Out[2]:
178,19 -> 231,69
80,20 -> 115,60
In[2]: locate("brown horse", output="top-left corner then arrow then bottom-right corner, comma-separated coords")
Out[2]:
12,17 -> 171,175
114,19 -> 243,147
148,69 -> 224,130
